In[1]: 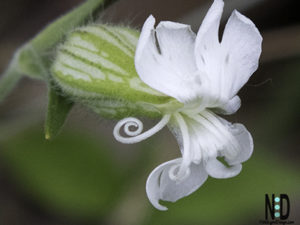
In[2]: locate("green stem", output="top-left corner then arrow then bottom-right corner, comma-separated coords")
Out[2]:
0,52 -> 22,102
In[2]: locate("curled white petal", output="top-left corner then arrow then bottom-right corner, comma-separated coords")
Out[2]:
204,158 -> 242,178
146,158 -> 208,211
217,118 -> 254,165
169,164 -> 191,182
113,114 -> 171,144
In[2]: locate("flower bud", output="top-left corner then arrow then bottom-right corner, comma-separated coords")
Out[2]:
51,24 -> 181,119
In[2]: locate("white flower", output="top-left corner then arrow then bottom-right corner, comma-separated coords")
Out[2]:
113,0 -> 262,210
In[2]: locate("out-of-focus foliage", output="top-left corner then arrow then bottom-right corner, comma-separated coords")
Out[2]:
0,126 -> 130,219
262,58 -> 300,136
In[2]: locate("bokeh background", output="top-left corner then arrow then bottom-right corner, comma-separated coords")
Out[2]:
0,0 -> 299,224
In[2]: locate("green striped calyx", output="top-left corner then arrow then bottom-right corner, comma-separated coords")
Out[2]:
51,24 -> 182,119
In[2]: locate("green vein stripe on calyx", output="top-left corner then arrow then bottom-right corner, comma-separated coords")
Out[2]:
52,24 -> 175,117
79,25 -> 134,57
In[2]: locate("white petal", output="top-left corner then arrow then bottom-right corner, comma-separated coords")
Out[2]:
221,121 -> 254,165
194,0 -> 262,106
184,111 -> 253,166
135,15 -> 156,62
184,112 -> 232,162
146,159 -> 180,211
195,0 -> 224,52
213,95 -> 241,115
194,0 -> 224,101
221,10 -> 262,98
135,15 -> 200,103
175,112 -> 243,179
204,157 -> 242,178
146,158 -> 208,210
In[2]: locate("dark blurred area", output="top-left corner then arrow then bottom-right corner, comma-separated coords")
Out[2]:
0,0 -> 299,225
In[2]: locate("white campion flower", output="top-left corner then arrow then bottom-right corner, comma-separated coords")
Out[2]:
113,0 -> 262,210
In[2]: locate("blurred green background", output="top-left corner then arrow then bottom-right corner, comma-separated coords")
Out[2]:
0,0 -> 299,224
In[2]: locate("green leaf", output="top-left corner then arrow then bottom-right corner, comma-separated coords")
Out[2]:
0,127 -> 125,219
45,86 -> 74,140
0,0 -> 116,102
0,53 -> 22,102
30,0 -> 116,53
